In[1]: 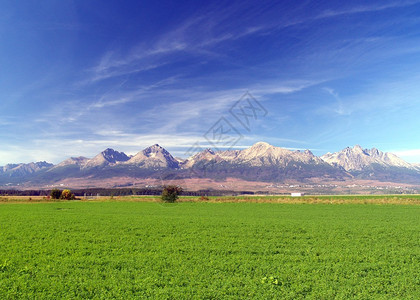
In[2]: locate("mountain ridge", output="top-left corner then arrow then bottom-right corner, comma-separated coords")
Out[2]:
126,144 -> 179,168
83,148 -> 130,169
1,142 -> 419,187
321,145 -> 414,171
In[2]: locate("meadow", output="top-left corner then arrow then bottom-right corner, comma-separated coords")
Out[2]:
0,198 -> 419,298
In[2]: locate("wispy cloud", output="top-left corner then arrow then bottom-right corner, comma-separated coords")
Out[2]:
0,117 -> 16,127
84,3 -> 280,84
0,146 -> 62,165
242,134 -> 308,146
253,80 -> 324,96
133,79 -> 322,134
17,76 -> 318,165
323,87 -> 348,116
390,149 -> 420,163
6,1 -> 420,167
23,133 -> 217,163
87,1 -> 420,85
50,76 -> 319,132
89,60 -> 167,83
36,74 -> 182,127
392,149 -> 420,156
316,0 -> 420,19
89,98 -> 132,109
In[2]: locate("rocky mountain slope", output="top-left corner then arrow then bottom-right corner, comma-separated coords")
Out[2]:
321,145 -> 414,171
0,161 -> 53,178
83,148 -> 130,168
125,144 -> 179,168
52,157 -> 89,169
183,142 -> 323,167
320,145 -> 419,183
182,142 -> 348,181
0,142 -> 419,187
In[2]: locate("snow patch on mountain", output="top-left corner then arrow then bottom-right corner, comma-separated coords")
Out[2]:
83,148 -> 130,168
321,145 -> 415,171
125,144 -> 179,168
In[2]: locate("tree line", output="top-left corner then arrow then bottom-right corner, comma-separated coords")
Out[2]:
0,188 -> 262,197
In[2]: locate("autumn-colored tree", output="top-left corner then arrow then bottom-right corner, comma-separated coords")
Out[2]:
60,189 -> 75,200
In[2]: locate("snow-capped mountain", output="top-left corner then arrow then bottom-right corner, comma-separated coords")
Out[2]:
181,142 -> 348,182
182,148 -> 220,168
182,142 -> 323,168
83,148 -> 130,168
52,157 -> 89,169
0,161 -> 53,177
1,142 -> 419,187
125,144 -> 179,168
233,142 -> 323,166
321,145 -> 415,171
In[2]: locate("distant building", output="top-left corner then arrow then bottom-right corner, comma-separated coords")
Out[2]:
291,192 -> 302,197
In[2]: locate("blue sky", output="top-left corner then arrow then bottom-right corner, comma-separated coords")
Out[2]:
2,0 -> 420,165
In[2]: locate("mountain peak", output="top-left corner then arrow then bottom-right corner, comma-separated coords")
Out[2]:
54,156 -> 89,168
142,144 -> 168,157
252,141 -> 272,148
126,144 -> 179,168
144,144 -> 164,150
101,148 -> 130,163
2,141 -> 420,188
181,148 -> 218,168
0,161 -> 53,176
321,145 -> 414,171
233,141 -> 323,167
353,145 -> 364,152
204,148 -> 215,155
304,149 -> 314,156
83,148 -> 129,168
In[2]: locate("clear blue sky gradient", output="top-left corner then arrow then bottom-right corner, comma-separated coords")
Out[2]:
1,0 -> 420,164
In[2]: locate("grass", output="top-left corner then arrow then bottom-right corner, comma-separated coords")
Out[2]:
2,194 -> 420,204
0,200 -> 419,298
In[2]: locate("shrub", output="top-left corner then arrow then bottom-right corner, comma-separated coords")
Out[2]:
50,189 -> 62,200
60,189 -> 75,200
161,185 -> 183,203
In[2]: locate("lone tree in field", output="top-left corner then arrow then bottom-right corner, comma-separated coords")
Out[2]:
161,185 -> 183,203
50,189 -> 62,200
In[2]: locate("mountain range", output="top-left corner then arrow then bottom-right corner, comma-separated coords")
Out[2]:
1,142 -> 419,189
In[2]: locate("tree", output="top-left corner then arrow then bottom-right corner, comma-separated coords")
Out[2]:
161,185 -> 183,203
50,189 -> 62,200
60,189 -> 75,200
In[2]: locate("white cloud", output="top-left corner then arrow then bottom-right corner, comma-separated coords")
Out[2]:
391,149 -> 420,163
253,80 -> 324,96
84,3 -> 279,84
0,130 -> 311,165
0,147 -> 61,165
316,0 -> 420,19
323,87 -> 349,116
89,97 -> 133,109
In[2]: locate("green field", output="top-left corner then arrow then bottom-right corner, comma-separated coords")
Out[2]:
0,200 -> 419,299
